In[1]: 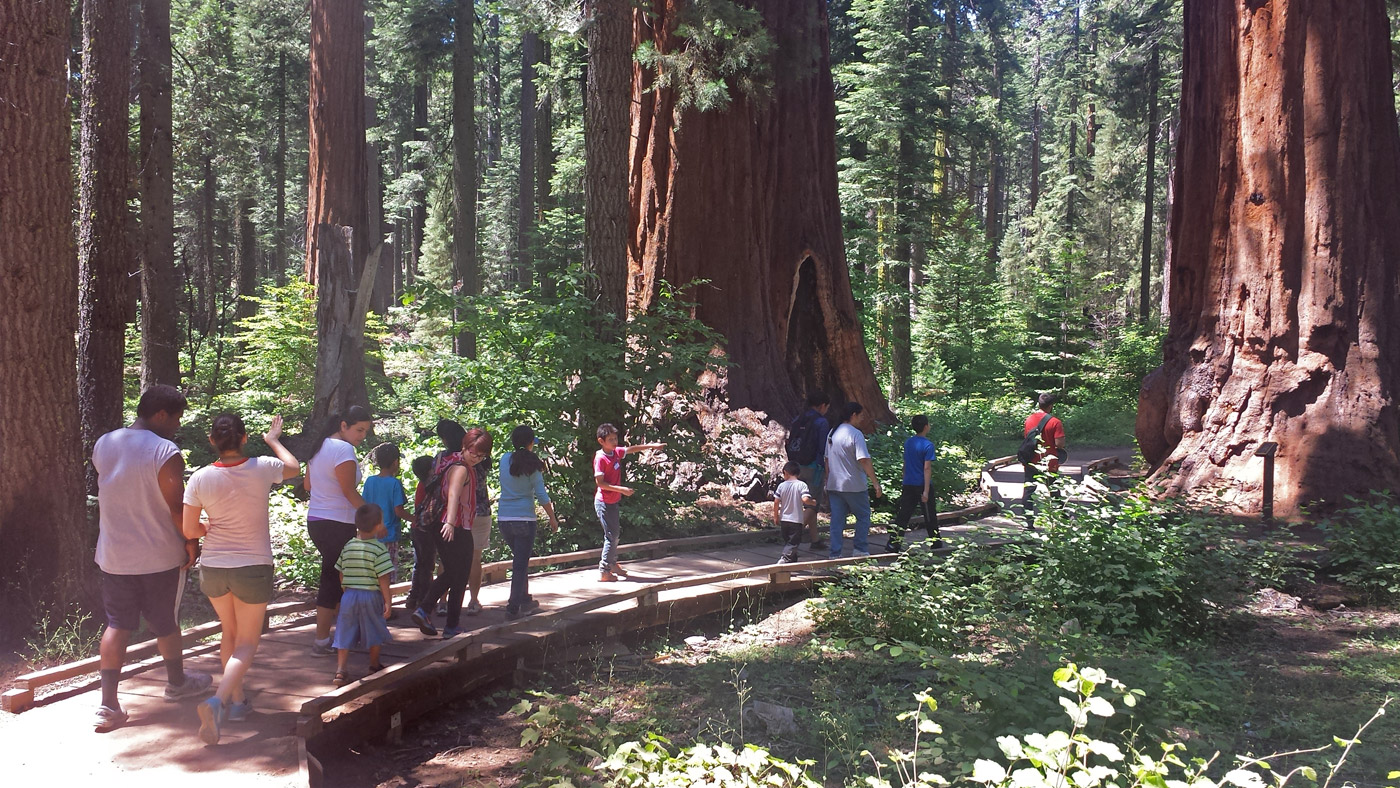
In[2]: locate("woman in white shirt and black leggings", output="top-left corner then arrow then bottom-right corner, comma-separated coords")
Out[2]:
304,406 -> 375,654
182,413 -> 300,743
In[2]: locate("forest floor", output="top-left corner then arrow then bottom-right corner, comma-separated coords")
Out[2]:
323,575 -> 1400,788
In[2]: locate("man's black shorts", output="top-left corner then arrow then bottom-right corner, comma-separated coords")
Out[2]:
100,566 -> 185,636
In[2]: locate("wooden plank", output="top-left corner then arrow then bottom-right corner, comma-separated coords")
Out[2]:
983,455 -> 1018,472
1,687 -> 34,713
1085,456 -> 1120,473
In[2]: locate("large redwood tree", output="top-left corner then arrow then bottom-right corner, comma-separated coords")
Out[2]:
0,0 -> 91,622
629,0 -> 888,422
1137,0 -> 1400,513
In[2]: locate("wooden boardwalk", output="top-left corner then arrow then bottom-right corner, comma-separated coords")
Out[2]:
0,510 -> 1035,787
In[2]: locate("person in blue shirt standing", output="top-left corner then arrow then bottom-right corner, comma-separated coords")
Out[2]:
888,414 -> 941,552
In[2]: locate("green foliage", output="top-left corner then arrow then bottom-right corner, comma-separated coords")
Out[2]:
1320,493 -> 1400,599
815,494 -> 1289,649
231,281 -> 319,407
268,487 -> 319,589
511,690 -> 634,787
602,739 -> 822,788
634,0 -> 776,117
25,606 -> 99,666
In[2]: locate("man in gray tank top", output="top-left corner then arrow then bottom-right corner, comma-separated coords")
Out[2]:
90,385 -> 211,732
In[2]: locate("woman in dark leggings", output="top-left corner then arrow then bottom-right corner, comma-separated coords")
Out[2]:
413,427 -> 490,639
405,420 -> 467,616
304,406 -> 375,655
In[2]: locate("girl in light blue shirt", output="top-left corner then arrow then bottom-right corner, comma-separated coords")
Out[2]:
497,425 -> 560,618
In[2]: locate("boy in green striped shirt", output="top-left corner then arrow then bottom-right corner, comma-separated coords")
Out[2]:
332,504 -> 395,686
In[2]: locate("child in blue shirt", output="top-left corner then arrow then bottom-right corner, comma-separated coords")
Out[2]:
889,415 -> 941,552
362,443 -> 413,584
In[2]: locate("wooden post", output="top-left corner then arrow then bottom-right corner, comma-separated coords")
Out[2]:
1255,442 -> 1278,522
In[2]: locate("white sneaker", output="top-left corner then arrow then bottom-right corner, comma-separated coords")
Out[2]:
94,705 -> 129,732
853,550 -> 871,558
163,670 -> 213,701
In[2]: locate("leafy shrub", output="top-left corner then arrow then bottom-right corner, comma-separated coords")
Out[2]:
268,487 -> 319,589
815,493 -> 1286,648
1320,492 -> 1400,599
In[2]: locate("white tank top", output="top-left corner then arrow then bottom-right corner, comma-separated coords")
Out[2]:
307,437 -> 361,522
93,427 -> 186,575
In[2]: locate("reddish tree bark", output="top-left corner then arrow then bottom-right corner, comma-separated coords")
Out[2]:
306,0 -> 372,422
629,0 -> 889,422
1136,0 -> 1400,513
79,0 -> 134,488
0,0 -> 91,621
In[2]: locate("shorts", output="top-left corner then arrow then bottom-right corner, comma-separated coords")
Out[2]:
332,588 -> 392,650
100,566 -> 185,636
470,513 -> 492,551
200,564 -> 274,605
798,462 -> 825,498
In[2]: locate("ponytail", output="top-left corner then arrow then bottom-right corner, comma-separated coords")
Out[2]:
209,412 -> 247,454
508,425 -> 545,477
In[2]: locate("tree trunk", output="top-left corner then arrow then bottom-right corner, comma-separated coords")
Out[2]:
536,40 -> 556,296
1136,0 -> 1400,514
486,13 -> 502,166
0,0 -> 92,624
1138,43 -> 1160,325
516,29 -> 541,289
630,0 -> 890,423
586,0 -> 630,327
306,0 -> 372,422
274,51 -> 288,286
138,0 -> 180,389
78,0 -> 133,494
452,0 -> 477,358
235,197 -> 258,322
409,77 -> 428,287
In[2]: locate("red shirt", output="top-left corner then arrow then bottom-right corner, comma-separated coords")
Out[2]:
594,447 -> 627,504
1024,411 -> 1065,454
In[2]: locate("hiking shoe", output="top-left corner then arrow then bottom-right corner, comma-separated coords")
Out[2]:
465,599 -> 483,616
612,564 -> 629,578
226,700 -> 253,722
600,570 -> 618,582
777,554 -> 796,564
411,608 -> 438,636
441,627 -> 465,639
809,540 -> 828,552
94,705 -> 128,732
507,605 -> 541,621
886,538 -> 904,552
196,697 -> 223,744
311,638 -> 335,657
853,550 -> 872,558
436,603 -> 448,616
163,670 -> 213,701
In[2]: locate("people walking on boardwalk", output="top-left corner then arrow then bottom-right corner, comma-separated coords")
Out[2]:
824,401 -> 883,558
415,428 -> 491,638
889,414 -> 941,552
91,385 -> 212,732
593,424 -> 666,582
773,461 -> 817,563
362,442 -> 413,587
305,406 -> 375,656
404,419 -> 467,620
787,392 -> 831,551
332,504 -> 395,687
497,425 -> 561,618
1019,393 -> 1066,529
183,413 -> 301,743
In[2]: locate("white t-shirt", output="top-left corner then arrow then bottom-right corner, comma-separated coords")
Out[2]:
93,427 -> 185,575
773,479 -> 812,523
307,438 -> 360,522
184,457 -> 286,568
824,423 -> 872,493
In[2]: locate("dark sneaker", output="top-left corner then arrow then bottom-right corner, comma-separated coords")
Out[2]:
311,638 -> 335,657
226,700 -> 253,722
777,554 -> 796,564
441,627 -> 465,639
163,670 -> 213,701
94,705 -> 128,732
411,608 -> 438,636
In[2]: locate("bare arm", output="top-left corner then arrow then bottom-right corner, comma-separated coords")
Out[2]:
541,501 -> 560,532
440,464 -> 466,540
594,470 -> 634,497
334,460 -> 365,510
182,504 -> 207,540
262,416 -> 301,480
858,457 -> 883,498
379,573 -> 392,618
922,460 -> 933,502
395,503 -> 414,525
158,454 -> 197,569
772,498 -> 781,526
624,442 -> 666,455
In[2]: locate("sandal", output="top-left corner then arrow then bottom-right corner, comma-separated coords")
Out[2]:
332,670 -> 350,687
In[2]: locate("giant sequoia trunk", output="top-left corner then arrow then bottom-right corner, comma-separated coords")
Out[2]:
306,0 -> 372,422
0,0 -> 91,623
630,0 -> 888,422
138,0 -> 181,389
79,0 -> 133,489
586,0 -> 632,327
1136,0 -> 1400,513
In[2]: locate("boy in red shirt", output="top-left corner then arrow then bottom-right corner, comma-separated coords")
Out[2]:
593,423 -> 665,582
1021,393 -> 1067,528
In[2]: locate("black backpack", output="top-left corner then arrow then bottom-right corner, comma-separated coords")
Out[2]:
785,411 -> 821,465
1017,412 -> 1055,467
414,455 -> 461,532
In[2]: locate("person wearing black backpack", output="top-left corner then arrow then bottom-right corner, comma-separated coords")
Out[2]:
1019,393 -> 1066,528
786,392 -> 832,550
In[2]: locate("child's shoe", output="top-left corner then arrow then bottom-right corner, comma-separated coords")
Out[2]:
332,670 -> 350,687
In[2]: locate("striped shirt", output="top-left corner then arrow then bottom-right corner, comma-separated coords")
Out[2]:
335,537 -> 394,590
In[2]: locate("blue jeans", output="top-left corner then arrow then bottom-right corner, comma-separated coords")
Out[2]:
497,520 -> 537,610
596,500 -> 621,572
827,490 -> 872,557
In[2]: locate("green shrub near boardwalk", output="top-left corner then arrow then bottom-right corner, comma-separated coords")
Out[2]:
815,492 -> 1289,649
